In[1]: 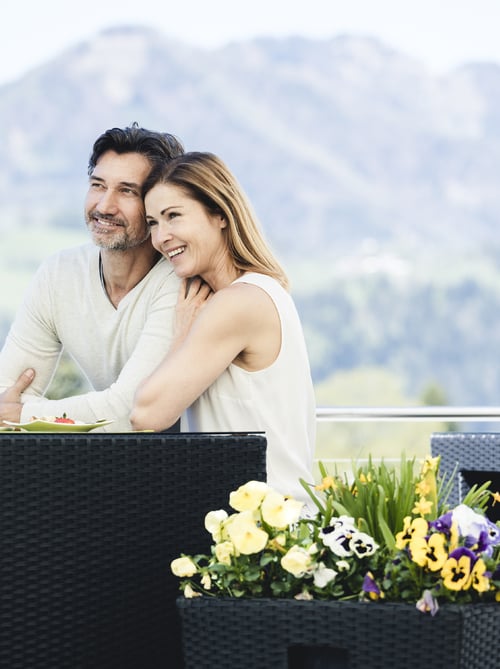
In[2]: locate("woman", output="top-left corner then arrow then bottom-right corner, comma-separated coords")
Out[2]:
130,152 -> 316,503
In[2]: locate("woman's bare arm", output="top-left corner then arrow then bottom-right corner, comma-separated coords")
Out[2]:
130,282 -> 280,431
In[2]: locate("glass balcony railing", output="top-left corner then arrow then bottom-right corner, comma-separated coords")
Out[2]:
313,406 -> 500,472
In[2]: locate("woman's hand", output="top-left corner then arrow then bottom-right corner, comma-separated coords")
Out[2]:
171,277 -> 213,351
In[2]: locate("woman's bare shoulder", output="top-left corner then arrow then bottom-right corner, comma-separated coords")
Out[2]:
215,280 -> 275,313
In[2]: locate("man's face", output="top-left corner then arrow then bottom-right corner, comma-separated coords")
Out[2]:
84,150 -> 152,251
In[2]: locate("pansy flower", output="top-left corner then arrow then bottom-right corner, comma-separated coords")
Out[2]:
452,504 -> 496,544
395,516 -> 428,549
362,571 -> 384,600
313,562 -> 338,588
225,511 -> 269,555
260,490 -> 304,529
441,546 -> 476,591
409,532 -> 448,571
416,589 -> 439,616
281,545 -> 314,578
229,480 -> 270,512
349,531 -> 379,558
429,510 -> 453,535
204,509 -> 229,542
470,558 -> 490,593
320,526 -> 355,557
325,515 -> 358,532
464,528 -> 497,558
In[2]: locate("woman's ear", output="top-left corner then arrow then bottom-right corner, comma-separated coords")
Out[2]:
219,215 -> 227,229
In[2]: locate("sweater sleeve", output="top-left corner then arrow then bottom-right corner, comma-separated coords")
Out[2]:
18,270 -> 179,431
0,260 -> 63,395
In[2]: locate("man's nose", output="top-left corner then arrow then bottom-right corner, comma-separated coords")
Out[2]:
97,188 -> 119,213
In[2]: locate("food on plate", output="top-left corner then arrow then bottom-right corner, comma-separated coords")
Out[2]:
30,414 -> 79,424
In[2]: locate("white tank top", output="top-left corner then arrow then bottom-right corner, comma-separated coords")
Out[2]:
181,273 -> 316,504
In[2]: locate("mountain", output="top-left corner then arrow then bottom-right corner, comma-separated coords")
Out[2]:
2,26 -> 500,406
2,25 -> 500,263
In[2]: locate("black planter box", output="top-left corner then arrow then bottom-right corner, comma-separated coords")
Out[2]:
177,597 -> 500,669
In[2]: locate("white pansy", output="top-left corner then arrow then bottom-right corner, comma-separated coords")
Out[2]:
452,504 -> 492,540
313,562 -> 338,588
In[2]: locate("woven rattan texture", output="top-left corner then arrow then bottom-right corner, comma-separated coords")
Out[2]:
0,432 -> 266,669
431,432 -> 500,506
177,597 -> 500,669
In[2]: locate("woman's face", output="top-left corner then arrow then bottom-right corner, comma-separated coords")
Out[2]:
145,183 -> 227,280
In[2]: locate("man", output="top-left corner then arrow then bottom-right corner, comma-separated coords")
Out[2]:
0,123 -> 183,430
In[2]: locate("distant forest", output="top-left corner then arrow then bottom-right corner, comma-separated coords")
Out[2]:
296,271 -> 500,407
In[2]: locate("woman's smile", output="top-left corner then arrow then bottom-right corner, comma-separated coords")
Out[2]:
167,245 -> 186,259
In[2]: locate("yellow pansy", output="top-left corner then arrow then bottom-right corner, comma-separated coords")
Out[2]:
449,520 -> 459,551
229,480 -> 270,512
409,533 -> 447,571
171,556 -> 198,578
214,541 -> 235,565
204,509 -> 228,542
470,558 -> 490,593
395,516 -> 428,549
281,545 -> 313,577
441,553 -> 473,591
225,511 -> 269,555
261,490 -> 304,529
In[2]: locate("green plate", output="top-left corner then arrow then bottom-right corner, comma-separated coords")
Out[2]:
2,419 -> 114,433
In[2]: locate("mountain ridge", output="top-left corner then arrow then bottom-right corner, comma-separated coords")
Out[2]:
2,25 -> 500,266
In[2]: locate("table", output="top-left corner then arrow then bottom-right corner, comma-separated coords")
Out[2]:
0,431 -> 267,669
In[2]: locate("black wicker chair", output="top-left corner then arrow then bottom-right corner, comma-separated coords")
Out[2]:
0,431 -> 267,669
430,432 -> 500,521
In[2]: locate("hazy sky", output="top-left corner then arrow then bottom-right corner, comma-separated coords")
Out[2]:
2,0 -> 500,86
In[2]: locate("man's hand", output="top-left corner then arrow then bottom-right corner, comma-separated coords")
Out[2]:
0,368 -> 35,425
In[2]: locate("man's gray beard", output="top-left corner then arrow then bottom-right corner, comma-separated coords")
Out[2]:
90,228 -> 151,252
94,238 -> 135,251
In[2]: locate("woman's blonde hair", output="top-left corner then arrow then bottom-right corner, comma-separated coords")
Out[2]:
143,152 -> 289,290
